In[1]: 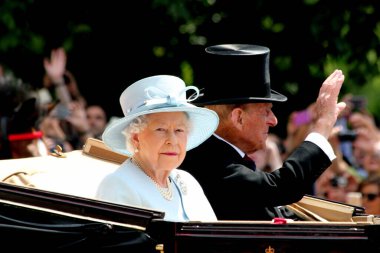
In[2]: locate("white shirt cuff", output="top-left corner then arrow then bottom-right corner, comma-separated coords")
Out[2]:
305,132 -> 336,161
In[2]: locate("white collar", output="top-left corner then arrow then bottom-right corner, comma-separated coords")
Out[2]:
213,133 -> 245,158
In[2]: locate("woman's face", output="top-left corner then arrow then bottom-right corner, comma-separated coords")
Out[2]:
361,151 -> 380,175
134,112 -> 189,172
361,183 -> 380,215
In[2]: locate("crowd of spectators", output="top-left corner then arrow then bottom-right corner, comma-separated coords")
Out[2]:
1,48 -> 380,215
0,48 -> 108,160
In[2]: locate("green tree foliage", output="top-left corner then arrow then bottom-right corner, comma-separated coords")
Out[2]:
1,0 -> 380,135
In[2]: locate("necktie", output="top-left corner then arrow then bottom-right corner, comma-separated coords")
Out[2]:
243,154 -> 256,171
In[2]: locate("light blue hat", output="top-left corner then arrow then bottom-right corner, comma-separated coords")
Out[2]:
102,75 -> 219,156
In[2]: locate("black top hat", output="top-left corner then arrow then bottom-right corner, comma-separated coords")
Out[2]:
194,44 -> 287,105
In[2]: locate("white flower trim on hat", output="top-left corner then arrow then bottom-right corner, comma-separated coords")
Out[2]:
102,75 -> 219,156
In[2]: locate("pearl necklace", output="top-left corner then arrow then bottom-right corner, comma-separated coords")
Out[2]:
131,158 -> 173,201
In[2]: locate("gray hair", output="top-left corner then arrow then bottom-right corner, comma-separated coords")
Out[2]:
123,115 -> 148,155
123,112 -> 192,155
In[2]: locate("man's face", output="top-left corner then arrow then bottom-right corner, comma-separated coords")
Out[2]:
240,103 -> 277,152
86,106 -> 107,137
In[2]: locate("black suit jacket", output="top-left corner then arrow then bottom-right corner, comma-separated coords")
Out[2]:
180,135 -> 331,220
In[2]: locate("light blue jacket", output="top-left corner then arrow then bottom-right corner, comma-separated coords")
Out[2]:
95,159 -> 217,222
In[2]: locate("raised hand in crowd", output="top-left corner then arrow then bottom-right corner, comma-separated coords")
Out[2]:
38,47 -> 89,150
43,47 -> 67,83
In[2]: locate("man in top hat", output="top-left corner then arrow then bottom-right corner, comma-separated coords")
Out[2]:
180,44 -> 346,220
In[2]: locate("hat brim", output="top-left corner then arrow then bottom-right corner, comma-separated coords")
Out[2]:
194,89 -> 287,106
102,105 -> 219,156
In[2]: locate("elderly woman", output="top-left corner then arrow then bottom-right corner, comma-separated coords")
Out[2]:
95,75 -> 219,222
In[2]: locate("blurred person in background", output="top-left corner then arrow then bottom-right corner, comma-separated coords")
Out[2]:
37,48 -> 86,111
285,102 -> 360,201
37,48 -> 91,151
283,103 -> 315,159
349,108 -> 380,179
248,133 -> 283,172
358,174 -> 380,215
0,65 -> 49,159
86,105 -> 108,140
313,95 -> 370,203
314,125 -> 361,203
